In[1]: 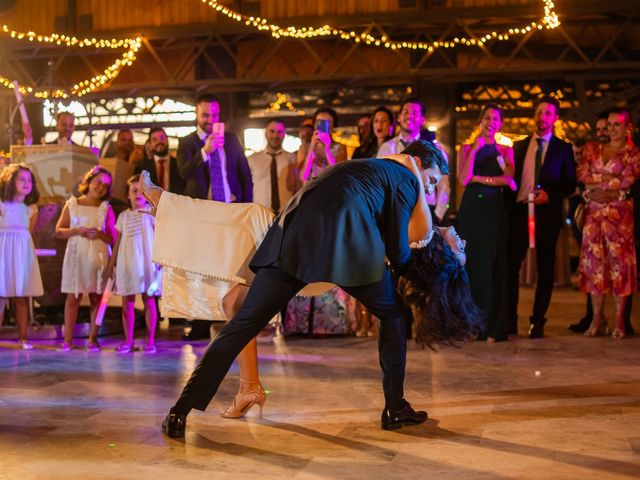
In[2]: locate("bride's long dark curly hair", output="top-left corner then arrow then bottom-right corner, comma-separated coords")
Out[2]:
397,230 -> 482,349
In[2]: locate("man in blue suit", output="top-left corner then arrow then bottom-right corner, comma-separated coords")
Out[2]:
506,96 -> 576,339
177,94 -> 253,339
177,93 -> 253,202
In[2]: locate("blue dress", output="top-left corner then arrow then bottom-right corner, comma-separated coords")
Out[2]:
457,144 -> 509,340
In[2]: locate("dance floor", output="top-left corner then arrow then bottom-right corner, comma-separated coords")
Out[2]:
1,286 -> 639,480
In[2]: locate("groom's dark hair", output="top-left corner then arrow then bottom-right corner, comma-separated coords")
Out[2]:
401,140 -> 449,175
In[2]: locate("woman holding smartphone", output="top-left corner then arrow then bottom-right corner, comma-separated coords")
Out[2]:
298,106 -> 348,183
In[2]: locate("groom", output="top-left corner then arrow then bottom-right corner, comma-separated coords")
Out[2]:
163,140 -> 448,437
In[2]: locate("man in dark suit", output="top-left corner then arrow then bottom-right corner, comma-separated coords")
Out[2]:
162,141 -> 465,438
506,96 -> 576,339
177,93 -> 252,202
47,111 -> 77,145
135,127 -> 185,195
176,94 -> 253,340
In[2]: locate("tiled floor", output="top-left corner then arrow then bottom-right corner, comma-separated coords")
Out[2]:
0,287 -> 639,479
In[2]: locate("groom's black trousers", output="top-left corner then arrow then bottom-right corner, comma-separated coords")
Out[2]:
174,265 -> 408,412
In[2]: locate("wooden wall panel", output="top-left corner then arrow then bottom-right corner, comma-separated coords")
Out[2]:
0,0 -> 66,32
89,0 -> 219,31
237,39 -> 407,78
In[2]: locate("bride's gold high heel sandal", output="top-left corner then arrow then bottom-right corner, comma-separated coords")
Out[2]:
220,380 -> 267,419
138,170 -> 162,209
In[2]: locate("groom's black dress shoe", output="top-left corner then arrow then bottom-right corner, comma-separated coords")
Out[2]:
381,400 -> 428,430
162,409 -> 186,438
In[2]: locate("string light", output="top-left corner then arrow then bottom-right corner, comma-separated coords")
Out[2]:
0,25 -> 141,98
266,93 -> 306,115
202,0 -> 559,51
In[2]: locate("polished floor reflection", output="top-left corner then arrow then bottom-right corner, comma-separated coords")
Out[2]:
1,287 -> 639,479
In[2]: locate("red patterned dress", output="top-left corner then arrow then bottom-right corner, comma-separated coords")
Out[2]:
578,142 -> 640,296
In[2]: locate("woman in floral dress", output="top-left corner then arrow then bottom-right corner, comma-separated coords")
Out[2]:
579,108 -> 640,339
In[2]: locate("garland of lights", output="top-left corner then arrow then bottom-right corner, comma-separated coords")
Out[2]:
202,0 -> 560,51
0,24 -> 141,98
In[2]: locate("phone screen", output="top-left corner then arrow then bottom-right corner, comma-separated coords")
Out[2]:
212,122 -> 225,136
316,119 -> 330,134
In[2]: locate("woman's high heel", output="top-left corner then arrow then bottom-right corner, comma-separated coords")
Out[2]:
611,328 -> 626,340
138,171 -> 162,209
220,380 -> 266,419
584,318 -> 607,337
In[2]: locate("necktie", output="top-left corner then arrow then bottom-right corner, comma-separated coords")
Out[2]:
268,152 -> 280,212
156,159 -> 166,190
534,138 -> 544,188
209,149 -> 225,201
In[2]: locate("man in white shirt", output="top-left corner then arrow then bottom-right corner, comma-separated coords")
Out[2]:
505,96 -> 576,339
247,119 -> 296,213
378,98 -> 450,222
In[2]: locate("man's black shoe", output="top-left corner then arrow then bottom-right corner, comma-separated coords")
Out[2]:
568,316 -> 591,333
162,408 -> 186,438
381,400 -> 428,430
528,323 -> 545,339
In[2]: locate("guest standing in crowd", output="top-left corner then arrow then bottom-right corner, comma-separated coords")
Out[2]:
578,108 -> 640,340
377,98 -> 450,223
48,111 -> 76,145
298,106 -> 348,183
457,104 -> 516,342
356,113 -> 371,147
352,107 -> 395,160
55,166 -> 117,351
568,112 -> 609,333
176,93 -> 253,340
505,96 -> 576,338
113,129 -> 136,162
0,164 -> 43,349
107,174 -> 162,353
247,119 -> 297,213
135,127 -> 185,195
377,98 -> 426,157
291,107 -> 353,335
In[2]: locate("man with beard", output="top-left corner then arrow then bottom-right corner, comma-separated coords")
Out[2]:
135,127 -> 185,195
48,111 -> 76,145
505,96 -> 576,338
176,94 -> 252,340
377,98 -> 449,223
177,93 -> 252,202
247,119 -> 297,213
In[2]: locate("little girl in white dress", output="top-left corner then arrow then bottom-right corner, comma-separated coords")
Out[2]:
55,166 -> 116,352
0,164 -> 44,349
107,174 -> 161,353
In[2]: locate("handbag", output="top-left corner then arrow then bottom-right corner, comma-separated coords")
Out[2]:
573,203 -> 585,232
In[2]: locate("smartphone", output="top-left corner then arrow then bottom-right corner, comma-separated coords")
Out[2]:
212,122 -> 225,136
316,119 -> 330,134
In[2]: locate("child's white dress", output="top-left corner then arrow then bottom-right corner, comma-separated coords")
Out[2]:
114,208 -> 162,296
60,197 -> 110,295
0,202 -> 44,297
